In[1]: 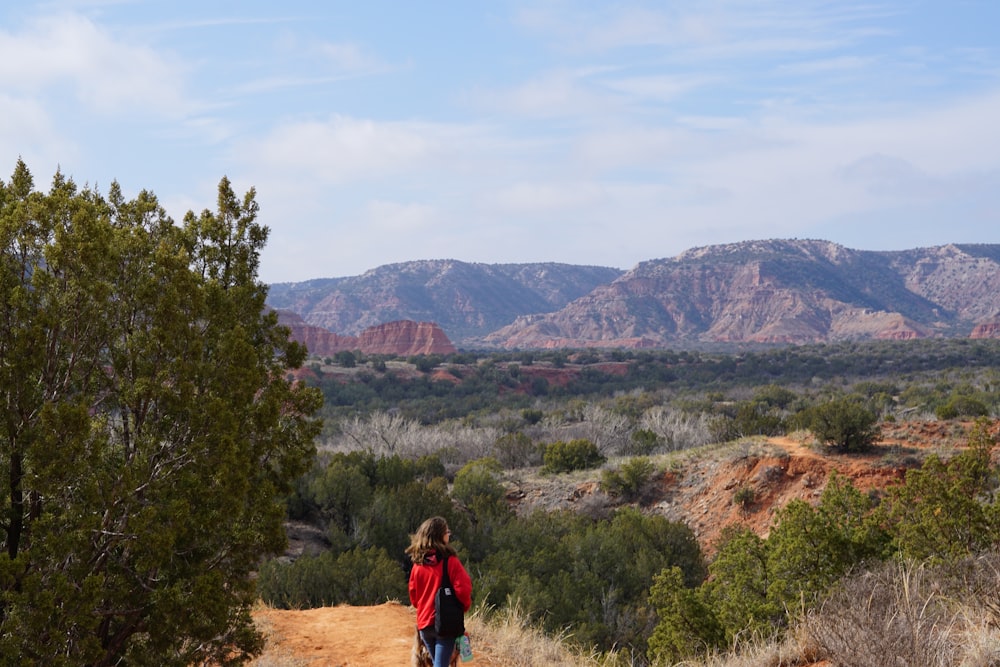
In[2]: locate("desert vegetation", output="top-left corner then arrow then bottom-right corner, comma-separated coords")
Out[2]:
263,335 -> 1000,664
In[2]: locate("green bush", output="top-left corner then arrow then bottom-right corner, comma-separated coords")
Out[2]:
628,428 -> 661,455
521,408 -> 544,425
732,485 -> 755,510
601,457 -> 656,502
935,394 -> 990,420
801,395 -> 880,452
541,438 -> 605,474
452,458 -> 506,509
258,546 -> 407,609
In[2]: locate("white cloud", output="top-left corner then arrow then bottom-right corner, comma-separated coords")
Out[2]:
0,13 -> 189,116
244,116 -> 434,182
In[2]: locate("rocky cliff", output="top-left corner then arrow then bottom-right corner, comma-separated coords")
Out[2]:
971,319 -> 1000,339
277,311 -> 456,356
266,260 -> 623,343
483,240 -> 1000,348
271,241 -> 1000,350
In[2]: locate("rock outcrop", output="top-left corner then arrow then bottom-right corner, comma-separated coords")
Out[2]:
277,311 -> 456,356
354,320 -> 456,356
971,318 -> 1000,339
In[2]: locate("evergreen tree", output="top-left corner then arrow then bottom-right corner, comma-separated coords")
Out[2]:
882,418 -> 1000,563
0,162 -> 322,665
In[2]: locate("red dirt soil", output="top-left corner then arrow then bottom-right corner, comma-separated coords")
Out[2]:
252,602 -> 418,666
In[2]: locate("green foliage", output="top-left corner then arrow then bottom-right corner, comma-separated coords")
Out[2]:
0,162 -> 322,664
802,395 -> 880,452
765,473 -> 889,611
732,485 -> 755,510
935,393 -> 990,420
451,458 -> 514,560
650,473 -> 889,662
335,350 -> 357,367
520,408 -> 544,425
410,354 -> 442,373
483,508 -> 705,653
752,383 -> 799,409
306,458 -> 374,533
881,418 -> 1000,563
257,546 -> 407,609
710,399 -> 786,441
703,528 -> 777,642
601,457 -> 656,502
627,428 -> 661,455
647,566 -> 725,665
541,438 -> 606,474
302,339 -> 1000,425
453,458 -> 507,513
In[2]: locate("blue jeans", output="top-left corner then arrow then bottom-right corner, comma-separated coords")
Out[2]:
419,628 -> 456,667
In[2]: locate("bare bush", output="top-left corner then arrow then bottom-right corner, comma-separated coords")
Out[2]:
802,559 -> 959,667
639,406 -> 714,452
333,412 -> 423,456
582,404 -> 633,455
326,412 -> 501,466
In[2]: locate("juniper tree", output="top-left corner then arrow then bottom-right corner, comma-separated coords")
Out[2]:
0,161 -> 321,665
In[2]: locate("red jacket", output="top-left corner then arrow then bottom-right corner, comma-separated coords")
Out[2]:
408,551 -> 473,631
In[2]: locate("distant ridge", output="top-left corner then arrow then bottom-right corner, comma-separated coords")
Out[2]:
267,241 -> 1000,349
267,260 -> 624,343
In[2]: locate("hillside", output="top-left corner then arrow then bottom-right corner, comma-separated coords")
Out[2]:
266,260 -> 624,343
253,421 -> 980,666
485,240 -> 1000,348
268,240 -> 1000,349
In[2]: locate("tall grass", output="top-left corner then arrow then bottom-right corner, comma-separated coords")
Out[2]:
799,555 -> 1000,667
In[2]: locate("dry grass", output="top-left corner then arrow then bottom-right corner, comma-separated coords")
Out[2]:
799,556 -> 1000,667
464,603 -> 604,667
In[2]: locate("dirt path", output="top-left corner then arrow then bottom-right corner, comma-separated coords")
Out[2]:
253,602 -> 418,666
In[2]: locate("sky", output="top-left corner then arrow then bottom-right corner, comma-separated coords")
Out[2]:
2,1 -> 999,284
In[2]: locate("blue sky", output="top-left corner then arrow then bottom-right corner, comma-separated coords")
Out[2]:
3,1 -> 999,283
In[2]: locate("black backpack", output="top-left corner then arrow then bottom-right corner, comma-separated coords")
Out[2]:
434,553 -> 465,638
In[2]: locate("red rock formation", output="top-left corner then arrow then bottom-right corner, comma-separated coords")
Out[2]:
356,320 -> 457,356
276,310 -> 456,356
970,318 -> 1000,339
277,310 -> 359,355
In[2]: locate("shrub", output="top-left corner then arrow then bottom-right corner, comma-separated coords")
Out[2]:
627,428 -> 661,455
257,546 -> 407,609
802,396 -> 880,452
601,457 -> 656,502
732,485 -> 755,510
541,438 -> 606,474
935,394 -> 990,420
452,458 -> 506,509
492,432 -> 541,468
520,408 -> 544,425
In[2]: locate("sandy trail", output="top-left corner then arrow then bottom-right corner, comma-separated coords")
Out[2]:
253,602 -> 418,666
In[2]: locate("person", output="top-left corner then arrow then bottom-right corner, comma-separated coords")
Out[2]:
406,516 -> 472,667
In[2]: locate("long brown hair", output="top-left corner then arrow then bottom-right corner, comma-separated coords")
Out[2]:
405,516 -> 455,563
